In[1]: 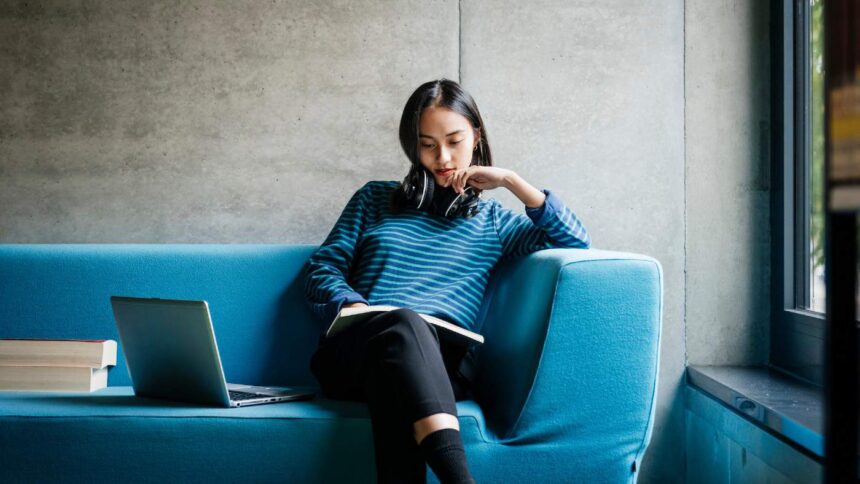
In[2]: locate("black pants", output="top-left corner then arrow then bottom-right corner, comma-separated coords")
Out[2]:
309,308 -> 477,483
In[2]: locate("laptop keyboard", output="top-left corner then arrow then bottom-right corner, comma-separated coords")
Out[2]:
229,390 -> 261,401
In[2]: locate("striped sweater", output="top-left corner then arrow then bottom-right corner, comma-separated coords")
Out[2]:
303,180 -> 591,333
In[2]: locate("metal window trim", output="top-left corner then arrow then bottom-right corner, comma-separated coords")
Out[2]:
772,0 -> 827,387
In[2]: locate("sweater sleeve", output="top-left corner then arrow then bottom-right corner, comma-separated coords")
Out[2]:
494,188 -> 591,261
304,183 -> 372,325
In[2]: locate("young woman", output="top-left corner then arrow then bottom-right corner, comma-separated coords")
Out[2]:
304,79 -> 591,484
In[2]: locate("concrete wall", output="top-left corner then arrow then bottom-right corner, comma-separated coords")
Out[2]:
685,0 -> 771,366
0,1 -> 772,482
460,2 -> 685,482
0,1 -> 459,241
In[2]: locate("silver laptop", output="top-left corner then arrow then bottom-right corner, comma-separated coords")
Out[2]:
110,296 -> 315,407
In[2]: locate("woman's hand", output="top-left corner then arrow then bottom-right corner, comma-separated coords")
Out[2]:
444,166 -> 547,209
442,166 -> 514,194
343,302 -> 369,309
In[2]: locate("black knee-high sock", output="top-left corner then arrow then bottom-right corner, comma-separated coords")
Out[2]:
418,428 -> 475,484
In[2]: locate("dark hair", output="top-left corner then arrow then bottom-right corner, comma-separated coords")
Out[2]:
389,78 -> 493,213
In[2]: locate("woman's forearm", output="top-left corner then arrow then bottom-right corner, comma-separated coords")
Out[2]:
502,171 -> 547,209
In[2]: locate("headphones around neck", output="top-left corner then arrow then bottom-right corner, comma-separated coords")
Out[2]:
399,164 -> 481,219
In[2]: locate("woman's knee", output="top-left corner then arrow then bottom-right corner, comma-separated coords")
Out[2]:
390,308 -> 436,335
370,308 -> 437,346
388,308 -> 423,323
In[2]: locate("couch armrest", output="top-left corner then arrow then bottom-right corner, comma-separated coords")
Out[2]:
473,248 -> 662,458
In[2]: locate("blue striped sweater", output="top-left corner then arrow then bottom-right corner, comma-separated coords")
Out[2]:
303,180 -> 591,333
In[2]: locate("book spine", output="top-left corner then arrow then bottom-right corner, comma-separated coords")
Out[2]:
89,368 -> 109,392
101,340 -> 118,368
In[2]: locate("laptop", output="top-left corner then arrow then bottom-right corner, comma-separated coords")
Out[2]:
110,296 -> 315,407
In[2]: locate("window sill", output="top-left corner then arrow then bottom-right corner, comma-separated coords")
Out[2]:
686,365 -> 825,461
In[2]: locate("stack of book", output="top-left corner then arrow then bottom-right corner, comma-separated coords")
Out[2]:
0,339 -> 117,392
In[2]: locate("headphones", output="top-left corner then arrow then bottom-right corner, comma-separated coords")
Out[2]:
399,163 -> 481,219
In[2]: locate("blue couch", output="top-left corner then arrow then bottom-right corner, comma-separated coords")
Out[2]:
0,244 -> 662,483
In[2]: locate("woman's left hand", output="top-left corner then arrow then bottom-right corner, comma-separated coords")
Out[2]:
444,166 -> 514,194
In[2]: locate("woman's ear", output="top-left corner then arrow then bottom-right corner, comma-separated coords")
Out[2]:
471,128 -> 482,166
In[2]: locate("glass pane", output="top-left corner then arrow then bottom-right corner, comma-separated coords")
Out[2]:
809,0 -> 826,313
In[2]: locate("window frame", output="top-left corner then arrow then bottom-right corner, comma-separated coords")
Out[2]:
771,0 -> 827,387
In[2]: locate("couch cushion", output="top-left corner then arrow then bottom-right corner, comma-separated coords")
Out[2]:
0,387 -> 492,483
0,386 -> 486,421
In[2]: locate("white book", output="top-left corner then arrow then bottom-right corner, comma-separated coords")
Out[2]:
0,339 -> 117,368
0,366 -> 108,392
327,305 -> 484,347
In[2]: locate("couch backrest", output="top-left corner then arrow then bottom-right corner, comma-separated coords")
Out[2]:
0,245 -> 325,387
0,244 -> 540,389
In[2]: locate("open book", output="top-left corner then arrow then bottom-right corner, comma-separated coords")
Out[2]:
327,305 -> 484,348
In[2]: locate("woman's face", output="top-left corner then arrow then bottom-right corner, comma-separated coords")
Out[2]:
417,106 -> 479,187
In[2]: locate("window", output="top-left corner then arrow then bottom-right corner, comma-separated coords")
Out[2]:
773,0 -> 860,386
771,0 -> 827,386
807,0 -> 825,314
